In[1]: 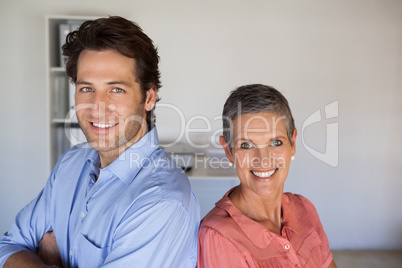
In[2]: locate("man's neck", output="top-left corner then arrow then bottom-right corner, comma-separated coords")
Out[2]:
98,127 -> 149,168
98,146 -> 128,169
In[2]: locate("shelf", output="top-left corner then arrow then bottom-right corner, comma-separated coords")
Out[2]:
47,16 -> 92,168
51,118 -> 79,126
51,67 -> 66,73
186,159 -> 238,179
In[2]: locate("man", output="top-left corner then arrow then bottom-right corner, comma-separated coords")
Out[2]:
0,16 -> 200,267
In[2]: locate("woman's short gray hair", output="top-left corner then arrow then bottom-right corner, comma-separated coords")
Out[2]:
222,84 -> 295,148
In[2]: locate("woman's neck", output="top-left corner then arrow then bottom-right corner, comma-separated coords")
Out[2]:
229,185 -> 283,235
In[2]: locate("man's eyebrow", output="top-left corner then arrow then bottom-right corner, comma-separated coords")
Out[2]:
75,80 -> 92,85
106,81 -> 131,86
75,80 -> 131,86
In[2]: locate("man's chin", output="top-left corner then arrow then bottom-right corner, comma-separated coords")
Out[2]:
87,142 -> 129,154
87,142 -> 115,152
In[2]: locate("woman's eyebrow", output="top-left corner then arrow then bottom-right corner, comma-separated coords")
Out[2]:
234,135 -> 288,144
234,138 -> 251,143
271,135 -> 287,140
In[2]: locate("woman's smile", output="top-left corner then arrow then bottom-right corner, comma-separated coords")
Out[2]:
251,168 -> 278,179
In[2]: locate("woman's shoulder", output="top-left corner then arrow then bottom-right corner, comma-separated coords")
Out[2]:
283,192 -> 319,216
199,193 -> 253,240
283,192 -> 323,230
200,198 -> 236,230
284,192 -> 315,206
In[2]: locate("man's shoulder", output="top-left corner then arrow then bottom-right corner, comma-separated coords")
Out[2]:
53,143 -> 94,171
122,147 -> 195,209
60,142 -> 92,159
142,148 -> 189,185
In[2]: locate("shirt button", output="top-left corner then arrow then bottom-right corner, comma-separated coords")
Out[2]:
295,265 -> 301,268
81,212 -> 85,218
284,243 -> 291,250
69,249 -> 73,256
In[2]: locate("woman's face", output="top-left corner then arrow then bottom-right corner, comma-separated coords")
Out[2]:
220,112 -> 297,197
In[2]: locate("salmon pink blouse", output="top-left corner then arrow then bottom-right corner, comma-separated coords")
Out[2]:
198,188 -> 333,268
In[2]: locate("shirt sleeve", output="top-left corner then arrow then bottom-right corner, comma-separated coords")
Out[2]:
101,199 -> 199,268
198,226 -> 249,268
0,167 -> 56,267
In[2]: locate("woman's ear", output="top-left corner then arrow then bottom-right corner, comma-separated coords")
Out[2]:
145,87 -> 157,112
219,136 -> 234,163
291,128 -> 297,156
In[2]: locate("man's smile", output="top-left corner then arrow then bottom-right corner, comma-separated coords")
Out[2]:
91,122 -> 118,129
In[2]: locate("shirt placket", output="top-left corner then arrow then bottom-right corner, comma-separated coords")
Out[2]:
69,164 -> 100,267
280,228 -> 301,267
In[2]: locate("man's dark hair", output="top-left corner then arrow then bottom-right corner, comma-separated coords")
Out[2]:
222,84 -> 295,149
62,16 -> 161,128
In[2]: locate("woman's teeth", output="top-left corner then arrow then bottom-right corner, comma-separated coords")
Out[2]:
252,169 -> 277,178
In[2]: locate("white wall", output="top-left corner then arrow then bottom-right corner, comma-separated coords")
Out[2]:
0,0 -> 401,250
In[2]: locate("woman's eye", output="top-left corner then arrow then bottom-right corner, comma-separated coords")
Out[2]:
112,88 -> 124,93
271,140 -> 283,147
240,142 -> 253,149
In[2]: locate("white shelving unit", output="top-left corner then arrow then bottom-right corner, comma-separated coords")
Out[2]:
46,15 -> 95,168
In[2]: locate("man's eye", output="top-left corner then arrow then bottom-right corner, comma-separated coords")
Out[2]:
271,140 -> 283,147
80,87 -> 93,92
240,142 -> 253,149
112,88 -> 124,93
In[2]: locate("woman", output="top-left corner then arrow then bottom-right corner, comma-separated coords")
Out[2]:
198,84 -> 336,267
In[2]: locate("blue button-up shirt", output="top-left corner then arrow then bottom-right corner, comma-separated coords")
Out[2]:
0,128 -> 200,267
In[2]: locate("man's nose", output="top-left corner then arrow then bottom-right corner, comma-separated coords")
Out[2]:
90,92 -> 112,118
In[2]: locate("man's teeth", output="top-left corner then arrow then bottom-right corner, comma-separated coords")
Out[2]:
93,123 -> 116,128
252,169 -> 276,178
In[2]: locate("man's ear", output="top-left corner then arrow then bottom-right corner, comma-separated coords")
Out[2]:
219,136 -> 234,163
145,87 -> 157,112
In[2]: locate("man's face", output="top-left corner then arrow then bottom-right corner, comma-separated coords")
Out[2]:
75,49 -> 152,155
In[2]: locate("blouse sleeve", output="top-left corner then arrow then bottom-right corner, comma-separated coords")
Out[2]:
301,196 -> 333,267
198,226 -> 249,268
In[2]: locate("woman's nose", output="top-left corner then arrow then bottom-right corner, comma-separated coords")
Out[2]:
255,146 -> 272,168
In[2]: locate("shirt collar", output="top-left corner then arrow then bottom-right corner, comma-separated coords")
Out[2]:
216,188 -> 272,248
216,188 -> 301,249
281,193 -> 302,235
85,127 -> 160,185
86,148 -> 101,174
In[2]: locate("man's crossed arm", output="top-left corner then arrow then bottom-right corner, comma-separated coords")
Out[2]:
4,232 -> 62,268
